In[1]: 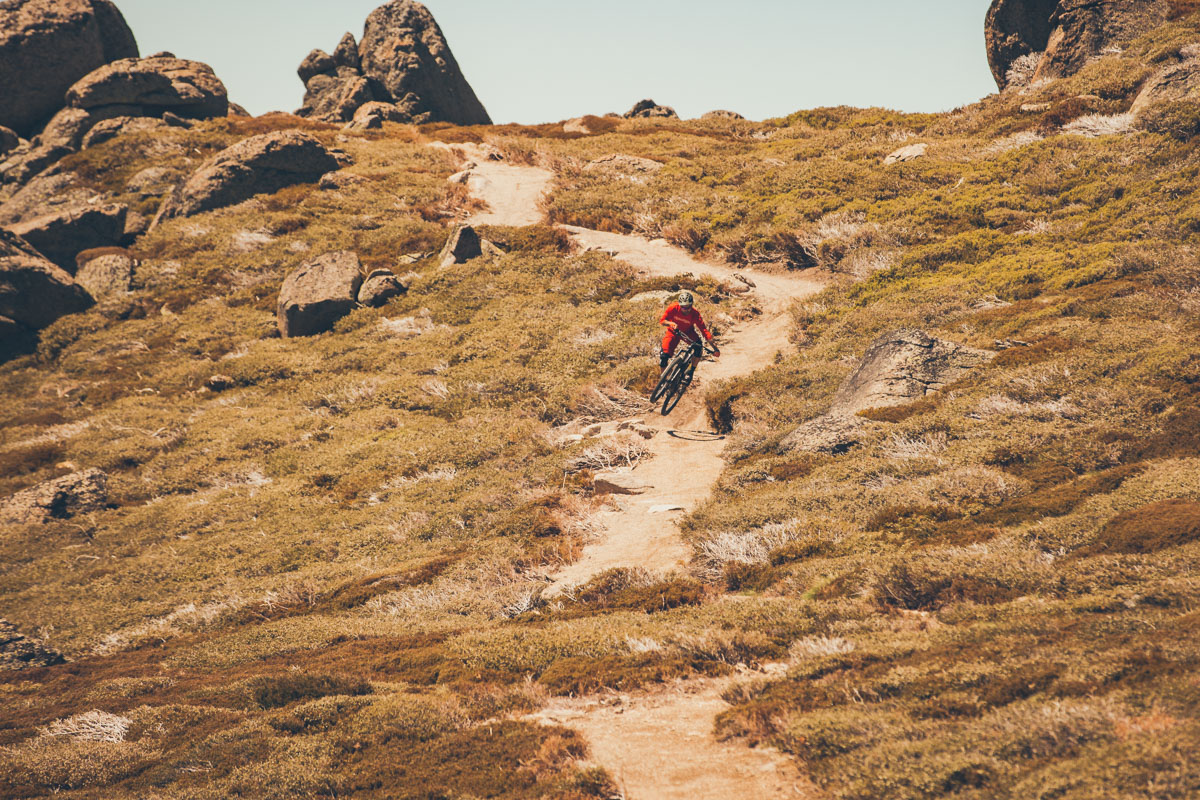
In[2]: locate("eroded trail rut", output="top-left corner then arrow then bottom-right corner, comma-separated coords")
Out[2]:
448,144 -> 824,800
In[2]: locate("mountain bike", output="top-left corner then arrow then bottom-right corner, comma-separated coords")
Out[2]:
649,330 -> 716,415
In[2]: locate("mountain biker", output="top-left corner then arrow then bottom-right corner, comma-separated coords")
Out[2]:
659,290 -> 719,373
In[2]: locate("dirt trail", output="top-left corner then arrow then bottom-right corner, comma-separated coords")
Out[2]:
445,146 -> 824,800
527,672 -> 816,800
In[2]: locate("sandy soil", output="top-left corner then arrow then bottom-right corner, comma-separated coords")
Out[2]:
446,147 -> 825,800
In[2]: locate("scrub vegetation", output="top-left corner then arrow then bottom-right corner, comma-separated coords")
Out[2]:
4,11 -> 1200,799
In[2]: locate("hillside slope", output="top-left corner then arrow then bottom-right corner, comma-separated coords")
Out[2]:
3,9 -> 1200,800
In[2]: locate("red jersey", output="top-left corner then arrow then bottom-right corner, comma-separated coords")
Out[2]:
659,303 -> 712,341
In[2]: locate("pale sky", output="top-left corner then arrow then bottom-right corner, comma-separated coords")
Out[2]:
115,0 -> 998,123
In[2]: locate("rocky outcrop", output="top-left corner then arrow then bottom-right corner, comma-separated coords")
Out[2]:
357,268 -> 406,307
780,415 -> 867,455
0,0 -> 139,138
1,55 -> 227,198
359,1 -> 491,124
278,251 -> 363,337
66,55 -> 228,119
296,1 -> 491,126
0,468 -> 109,525
584,154 -> 664,181
782,330 -> 991,455
7,204 -> 127,271
301,73 -> 378,124
0,620 -> 65,670
986,0 -> 1173,90
701,110 -> 745,121
75,250 -> 134,298
156,130 -> 342,222
438,224 -> 482,268
831,330 -> 992,416
625,99 -> 678,119
1132,58 -> 1200,113
0,229 -> 93,348
883,143 -> 928,165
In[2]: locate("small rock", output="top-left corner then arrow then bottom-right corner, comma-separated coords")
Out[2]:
318,171 -> 365,191
0,468 -> 109,525
80,115 -> 169,149
648,504 -> 685,514
358,268 -> 407,307
780,415 -> 866,455
481,238 -> 506,258
625,99 -> 678,119
1020,102 -> 1051,112
75,251 -> 134,298
8,204 -> 128,272
593,468 -> 652,496
298,49 -> 336,84
0,619 -> 64,671
563,117 -> 592,134
345,101 -> 407,131
439,224 -> 482,268
204,374 -> 235,392
701,109 -> 745,120
125,165 -> 174,197
883,143 -> 927,165
277,250 -> 363,337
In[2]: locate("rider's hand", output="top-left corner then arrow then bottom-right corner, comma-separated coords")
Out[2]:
668,322 -> 678,331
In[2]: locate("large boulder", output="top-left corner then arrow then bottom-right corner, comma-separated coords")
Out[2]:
830,329 -> 992,416
156,130 -> 342,222
985,0 -> 1059,90
985,0 -> 1173,90
0,126 -> 19,157
0,619 -> 65,670
0,0 -> 139,138
296,1 -> 491,126
66,56 -> 229,119
0,228 -> 93,342
277,251 -> 363,337
0,468 -> 108,524
7,204 -> 127,271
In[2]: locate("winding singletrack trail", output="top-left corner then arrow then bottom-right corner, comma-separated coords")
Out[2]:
444,143 -> 824,800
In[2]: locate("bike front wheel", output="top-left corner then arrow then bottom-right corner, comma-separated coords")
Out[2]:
650,358 -> 685,402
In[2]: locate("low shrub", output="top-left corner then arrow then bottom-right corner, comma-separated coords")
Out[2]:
1136,100 -> 1200,140
1078,498 -> 1200,555
251,673 -> 373,710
